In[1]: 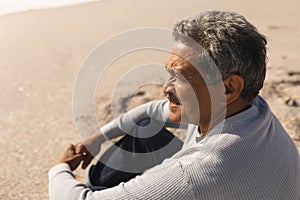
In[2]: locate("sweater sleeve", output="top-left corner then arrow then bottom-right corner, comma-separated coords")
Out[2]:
101,100 -> 180,140
49,160 -> 195,200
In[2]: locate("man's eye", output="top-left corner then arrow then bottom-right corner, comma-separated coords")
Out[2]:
168,71 -> 176,80
167,73 -> 175,80
175,73 -> 187,82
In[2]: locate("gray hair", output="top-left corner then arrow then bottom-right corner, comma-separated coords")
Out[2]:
172,10 -> 267,101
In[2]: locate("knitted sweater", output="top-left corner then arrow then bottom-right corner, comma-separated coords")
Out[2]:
49,96 -> 300,200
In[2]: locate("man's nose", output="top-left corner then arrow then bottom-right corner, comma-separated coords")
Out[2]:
163,79 -> 174,94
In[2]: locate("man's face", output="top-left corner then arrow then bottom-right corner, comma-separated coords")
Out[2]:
163,43 -> 213,127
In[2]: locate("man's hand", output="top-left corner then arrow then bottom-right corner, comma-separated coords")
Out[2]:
75,134 -> 104,169
54,144 -> 85,171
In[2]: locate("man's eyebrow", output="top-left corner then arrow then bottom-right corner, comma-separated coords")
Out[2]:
172,67 -> 185,75
165,65 -> 185,77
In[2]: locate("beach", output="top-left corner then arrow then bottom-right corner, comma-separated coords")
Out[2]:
0,0 -> 299,199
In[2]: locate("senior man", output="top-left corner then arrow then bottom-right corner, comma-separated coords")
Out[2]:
49,11 -> 300,199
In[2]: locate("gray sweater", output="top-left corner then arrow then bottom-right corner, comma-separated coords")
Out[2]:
49,96 -> 300,199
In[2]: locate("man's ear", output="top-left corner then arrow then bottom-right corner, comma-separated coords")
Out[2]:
223,74 -> 244,104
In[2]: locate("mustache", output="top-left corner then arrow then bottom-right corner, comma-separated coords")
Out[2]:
167,93 -> 182,105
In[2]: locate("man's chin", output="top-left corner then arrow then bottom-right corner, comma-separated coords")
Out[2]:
168,114 -> 181,123
168,107 -> 179,121
169,104 -> 180,111
168,108 -> 197,125
168,106 -> 183,123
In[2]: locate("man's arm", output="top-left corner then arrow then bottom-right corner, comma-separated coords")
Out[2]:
49,144 -> 193,200
103,99 -> 172,139
77,100 -> 178,169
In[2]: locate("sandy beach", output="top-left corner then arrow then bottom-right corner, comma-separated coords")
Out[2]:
0,0 -> 299,199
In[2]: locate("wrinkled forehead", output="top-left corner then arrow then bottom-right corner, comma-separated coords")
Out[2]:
171,42 -> 198,60
166,42 -> 200,70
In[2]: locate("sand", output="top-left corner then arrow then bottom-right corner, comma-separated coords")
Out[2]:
0,0 -> 299,199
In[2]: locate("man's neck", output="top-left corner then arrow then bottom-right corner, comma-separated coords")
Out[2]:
226,98 -> 252,119
198,98 -> 253,136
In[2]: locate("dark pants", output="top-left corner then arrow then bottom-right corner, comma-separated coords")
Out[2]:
87,119 -> 183,188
